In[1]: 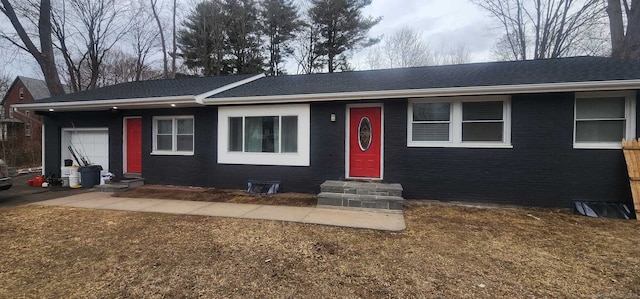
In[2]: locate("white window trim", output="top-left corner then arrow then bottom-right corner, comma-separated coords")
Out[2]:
151,115 -> 194,156
25,123 -> 31,137
407,96 -> 512,148
218,104 -> 310,166
574,91 -> 636,149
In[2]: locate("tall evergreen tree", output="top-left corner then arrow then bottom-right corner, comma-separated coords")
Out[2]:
178,0 -> 230,76
224,0 -> 263,74
308,0 -> 380,73
260,0 -> 302,76
178,0 -> 264,75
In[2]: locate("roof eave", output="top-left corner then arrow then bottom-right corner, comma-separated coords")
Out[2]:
202,79 -> 640,105
12,95 -> 196,111
11,74 -> 267,111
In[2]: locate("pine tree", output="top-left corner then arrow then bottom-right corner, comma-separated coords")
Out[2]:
308,0 -> 380,73
178,0 -> 230,76
260,0 -> 302,76
224,0 -> 264,74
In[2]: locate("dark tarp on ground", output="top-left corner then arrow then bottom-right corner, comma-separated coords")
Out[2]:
247,180 -> 280,194
573,201 -> 636,220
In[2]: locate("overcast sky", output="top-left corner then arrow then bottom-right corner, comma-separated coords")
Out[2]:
362,0 -> 495,58
0,0 -> 498,80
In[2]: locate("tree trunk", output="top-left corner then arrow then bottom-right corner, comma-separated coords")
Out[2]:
38,0 -> 65,95
171,0 -> 177,78
608,0 -> 640,59
1,0 -> 65,95
151,0 -> 169,78
607,0 -> 625,57
623,0 -> 640,59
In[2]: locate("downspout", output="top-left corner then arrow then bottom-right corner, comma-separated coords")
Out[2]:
194,74 -> 265,105
41,122 -> 45,176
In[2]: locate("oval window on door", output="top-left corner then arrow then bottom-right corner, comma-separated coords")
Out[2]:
358,117 -> 372,151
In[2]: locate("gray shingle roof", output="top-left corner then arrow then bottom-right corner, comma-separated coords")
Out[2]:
35,74 -> 258,104
208,56 -> 640,99
24,56 -> 640,106
17,76 -> 52,100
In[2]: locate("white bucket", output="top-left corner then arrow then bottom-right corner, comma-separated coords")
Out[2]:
61,166 -> 71,178
68,166 -> 81,188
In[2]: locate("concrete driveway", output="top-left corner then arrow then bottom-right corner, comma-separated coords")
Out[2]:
0,174 -> 91,207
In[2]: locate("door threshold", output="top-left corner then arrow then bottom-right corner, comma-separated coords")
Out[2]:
346,178 -> 383,182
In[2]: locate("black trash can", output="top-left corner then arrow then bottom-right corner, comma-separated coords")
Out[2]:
78,165 -> 103,188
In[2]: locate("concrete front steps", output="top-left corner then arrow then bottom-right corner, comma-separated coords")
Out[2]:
318,180 -> 404,210
96,177 -> 144,192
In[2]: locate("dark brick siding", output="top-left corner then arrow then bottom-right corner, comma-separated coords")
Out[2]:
139,107 -> 215,187
382,93 -> 632,207
42,91 -> 636,207
43,110 -> 124,176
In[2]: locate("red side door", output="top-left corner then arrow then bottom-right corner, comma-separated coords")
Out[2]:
349,107 -> 381,178
126,118 -> 142,173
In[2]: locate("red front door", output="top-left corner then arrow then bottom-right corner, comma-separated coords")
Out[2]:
349,107 -> 381,178
126,118 -> 142,173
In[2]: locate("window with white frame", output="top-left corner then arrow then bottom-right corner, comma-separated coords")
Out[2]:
152,116 -> 194,155
574,91 -> 636,149
408,96 -> 511,147
9,107 -> 13,119
218,104 -> 310,166
19,87 -> 24,100
25,123 -> 31,137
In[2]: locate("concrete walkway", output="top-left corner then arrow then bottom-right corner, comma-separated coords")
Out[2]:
32,192 -> 406,231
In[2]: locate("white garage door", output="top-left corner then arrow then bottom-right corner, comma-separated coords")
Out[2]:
61,128 -> 109,171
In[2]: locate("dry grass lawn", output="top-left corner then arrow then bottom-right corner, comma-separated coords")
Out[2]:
1,201 -> 639,298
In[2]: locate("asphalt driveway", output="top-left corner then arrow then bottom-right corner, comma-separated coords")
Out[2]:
0,173 -> 90,207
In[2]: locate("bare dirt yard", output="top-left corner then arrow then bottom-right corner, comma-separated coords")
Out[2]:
1,200 -> 639,298
113,185 -> 317,207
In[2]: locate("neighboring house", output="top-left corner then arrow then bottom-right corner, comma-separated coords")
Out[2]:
0,76 -> 55,166
13,57 -> 640,207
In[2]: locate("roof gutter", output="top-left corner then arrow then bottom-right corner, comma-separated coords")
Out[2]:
12,95 -> 195,110
194,74 -> 265,104
202,79 -> 640,105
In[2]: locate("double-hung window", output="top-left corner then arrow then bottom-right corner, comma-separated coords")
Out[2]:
218,104 -> 310,166
408,96 -> 511,147
152,116 -> 194,155
574,91 -> 636,149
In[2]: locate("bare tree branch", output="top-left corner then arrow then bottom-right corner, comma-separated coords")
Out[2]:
472,0 -> 606,60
